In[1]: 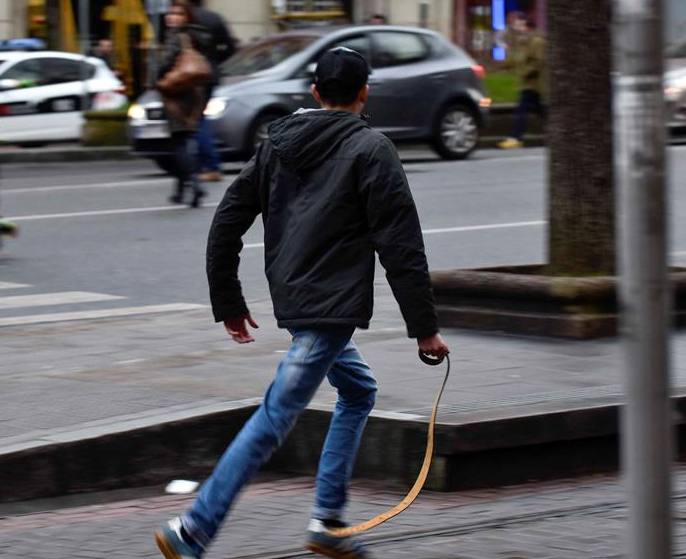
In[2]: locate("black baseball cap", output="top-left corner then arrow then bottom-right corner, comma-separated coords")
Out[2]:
314,47 -> 371,102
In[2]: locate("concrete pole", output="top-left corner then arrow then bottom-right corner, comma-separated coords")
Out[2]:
613,0 -> 673,557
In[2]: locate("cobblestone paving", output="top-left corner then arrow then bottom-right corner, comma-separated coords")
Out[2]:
2,468 -> 686,558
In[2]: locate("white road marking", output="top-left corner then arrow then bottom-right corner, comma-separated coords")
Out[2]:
422,220 -> 546,235
239,221 -> 547,251
0,303 -> 206,327
2,178 -> 173,195
0,291 -> 123,310
7,204 -> 204,221
0,282 -> 30,290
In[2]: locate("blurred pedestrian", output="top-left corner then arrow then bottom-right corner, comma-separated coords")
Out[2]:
367,13 -> 388,24
157,0 -> 212,207
154,47 -> 449,559
189,0 -> 237,182
498,15 -> 547,149
89,38 -> 116,70
0,218 -> 18,239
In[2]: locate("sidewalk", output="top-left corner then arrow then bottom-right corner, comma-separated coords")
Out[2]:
2,468 -> 686,558
2,283 -> 686,499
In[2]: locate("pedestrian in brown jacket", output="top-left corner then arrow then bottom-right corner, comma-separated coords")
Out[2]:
157,0 -> 211,207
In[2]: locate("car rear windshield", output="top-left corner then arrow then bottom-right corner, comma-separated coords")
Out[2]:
222,36 -> 316,76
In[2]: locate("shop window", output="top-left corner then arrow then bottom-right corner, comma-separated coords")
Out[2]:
371,32 -> 429,68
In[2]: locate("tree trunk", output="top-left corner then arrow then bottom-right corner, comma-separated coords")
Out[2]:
547,0 -> 615,276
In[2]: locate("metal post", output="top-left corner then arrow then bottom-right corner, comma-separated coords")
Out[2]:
78,0 -> 89,54
79,0 -> 90,112
146,0 -> 162,88
613,0 -> 673,557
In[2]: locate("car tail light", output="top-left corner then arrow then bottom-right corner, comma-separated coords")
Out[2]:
93,91 -> 128,111
471,64 -> 486,80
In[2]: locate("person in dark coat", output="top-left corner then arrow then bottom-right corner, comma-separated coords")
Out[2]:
154,47 -> 449,559
189,0 -> 237,182
157,0 -> 211,207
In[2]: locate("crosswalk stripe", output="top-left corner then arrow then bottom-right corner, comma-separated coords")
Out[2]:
0,282 -> 30,290
0,291 -> 123,310
0,303 -> 207,327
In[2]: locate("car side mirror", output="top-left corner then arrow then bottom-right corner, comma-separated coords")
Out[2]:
0,79 -> 21,91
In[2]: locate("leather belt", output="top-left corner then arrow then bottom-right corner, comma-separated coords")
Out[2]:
327,352 -> 451,538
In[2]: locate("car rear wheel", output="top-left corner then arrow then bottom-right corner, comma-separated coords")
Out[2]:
432,104 -> 479,160
152,155 -> 178,175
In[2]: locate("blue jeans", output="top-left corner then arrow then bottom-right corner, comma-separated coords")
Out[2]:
195,116 -> 221,172
182,327 -> 377,551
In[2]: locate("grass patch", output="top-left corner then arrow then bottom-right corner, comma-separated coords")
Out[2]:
484,71 -> 518,104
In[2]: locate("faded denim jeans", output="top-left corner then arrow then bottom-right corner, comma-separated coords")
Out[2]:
182,327 -> 377,552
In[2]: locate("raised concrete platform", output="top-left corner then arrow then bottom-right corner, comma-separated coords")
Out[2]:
3,288 -> 686,502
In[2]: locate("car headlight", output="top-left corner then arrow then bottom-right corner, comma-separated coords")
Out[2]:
128,103 -> 146,121
665,86 -> 684,102
664,74 -> 686,102
205,97 -> 228,118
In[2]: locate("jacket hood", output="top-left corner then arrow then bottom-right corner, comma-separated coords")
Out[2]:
268,110 -> 369,171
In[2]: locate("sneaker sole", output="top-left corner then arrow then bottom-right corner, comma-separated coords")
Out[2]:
155,531 -> 183,559
306,542 -> 363,559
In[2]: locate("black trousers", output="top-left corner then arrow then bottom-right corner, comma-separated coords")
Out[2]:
171,131 -> 201,197
512,89 -> 547,140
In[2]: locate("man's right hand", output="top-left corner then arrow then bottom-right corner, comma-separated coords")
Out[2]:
417,332 -> 450,359
224,314 -> 259,344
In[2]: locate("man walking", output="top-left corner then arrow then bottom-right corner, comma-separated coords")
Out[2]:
155,47 -> 449,559
498,14 -> 547,149
189,0 -> 236,181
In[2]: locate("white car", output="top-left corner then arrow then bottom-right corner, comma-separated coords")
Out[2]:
0,51 -> 127,145
666,39 -> 686,135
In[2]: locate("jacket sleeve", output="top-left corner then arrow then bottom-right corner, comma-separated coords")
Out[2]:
206,150 -> 262,322
358,137 -> 439,339
212,15 -> 236,63
158,33 -> 181,80
522,35 -> 545,80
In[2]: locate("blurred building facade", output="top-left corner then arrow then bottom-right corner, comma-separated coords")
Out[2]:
2,0 -> 683,73
0,0 -> 28,40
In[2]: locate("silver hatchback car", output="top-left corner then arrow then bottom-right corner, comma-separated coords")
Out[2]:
128,25 -> 490,172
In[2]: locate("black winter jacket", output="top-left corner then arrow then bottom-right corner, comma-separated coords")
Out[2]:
206,110 -> 438,339
192,7 -> 236,84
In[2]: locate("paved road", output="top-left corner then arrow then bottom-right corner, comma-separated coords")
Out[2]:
2,467 -> 686,558
0,148 -> 549,315
2,146 -> 686,316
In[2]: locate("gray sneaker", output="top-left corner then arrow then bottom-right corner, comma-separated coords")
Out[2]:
305,519 -> 371,559
155,517 -> 201,559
